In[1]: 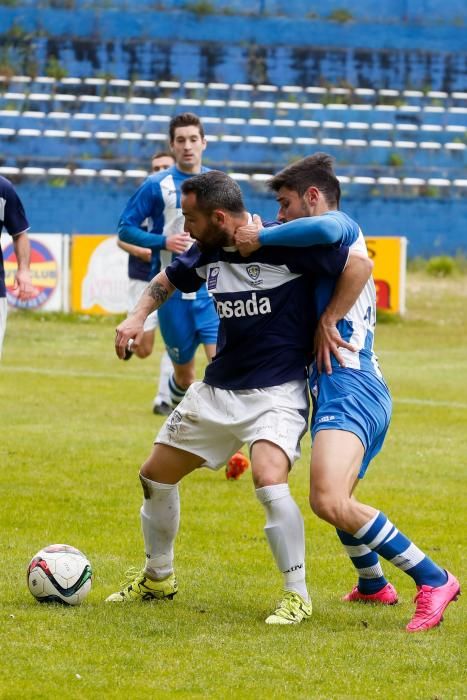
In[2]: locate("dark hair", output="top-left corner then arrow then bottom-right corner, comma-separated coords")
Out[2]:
169,112 -> 205,142
181,171 -> 245,214
268,152 -> 341,208
151,150 -> 173,161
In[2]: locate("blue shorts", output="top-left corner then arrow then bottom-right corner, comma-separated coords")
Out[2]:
310,368 -> 392,478
158,294 -> 219,365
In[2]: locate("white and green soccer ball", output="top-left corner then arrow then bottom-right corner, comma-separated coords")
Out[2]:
27,544 -> 92,605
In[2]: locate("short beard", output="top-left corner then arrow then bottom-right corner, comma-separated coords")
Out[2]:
198,227 -> 230,251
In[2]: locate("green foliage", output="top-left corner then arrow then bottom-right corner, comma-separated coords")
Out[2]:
6,22 -> 28,39
426,255 -> 461,277
45,56 -> 68,80
1,274 -> 466,698
0,64 -> 15,80
408,255 -> 466,275
183,0 -> 215,16
0,0 -> 19,6
48,177 -> 67,188
388,152 -> 404,167
376,309 -> 402,324
329,8 -> 353,22
421,184 -> 440,198
407,256 -> 429,273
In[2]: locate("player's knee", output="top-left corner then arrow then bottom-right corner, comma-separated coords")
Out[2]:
139,454 -> 161,482
309,490 -> 349,528
173,365 -> 194,388
252,471 -> 284,489
139,462 -> 153,481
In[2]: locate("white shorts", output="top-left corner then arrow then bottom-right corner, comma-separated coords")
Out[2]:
128,279 -> 158,332
0,297 -> 7,359
155,379 -> 309,469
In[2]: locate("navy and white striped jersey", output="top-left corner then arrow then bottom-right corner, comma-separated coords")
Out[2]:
165,241 -> 349,390
118,164 -> 211,300
0,176 -> 30,298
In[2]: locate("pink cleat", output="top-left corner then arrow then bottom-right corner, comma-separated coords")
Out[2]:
406,570 -> 460,632
343,582 -> 398,605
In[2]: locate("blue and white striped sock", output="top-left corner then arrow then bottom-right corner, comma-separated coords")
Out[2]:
168,374 -> 187,407
336,528 -> 388,594
353,512 -> 447,587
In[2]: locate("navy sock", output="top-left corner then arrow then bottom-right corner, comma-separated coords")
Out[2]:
354,512 -> 447,588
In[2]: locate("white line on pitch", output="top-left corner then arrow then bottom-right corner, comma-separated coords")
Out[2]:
2,365 -> 152,381
394,397 -> 467,409
3,365 -> 467,409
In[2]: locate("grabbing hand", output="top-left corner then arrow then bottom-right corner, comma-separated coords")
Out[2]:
165,232 -> 192,254
314,315 -> 357,375
234,214 -> 263,257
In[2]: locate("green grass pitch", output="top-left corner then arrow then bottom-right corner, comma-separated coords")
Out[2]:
1,272 -> 465,699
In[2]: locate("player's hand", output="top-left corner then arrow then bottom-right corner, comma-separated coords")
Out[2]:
165,232 -> 191,254
234,214 -> 263,257
314,315 -> 357,375
12,269 -> 36,300
115,317 -> 145,360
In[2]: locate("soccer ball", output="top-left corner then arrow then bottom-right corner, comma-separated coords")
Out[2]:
27,544 -> 93,605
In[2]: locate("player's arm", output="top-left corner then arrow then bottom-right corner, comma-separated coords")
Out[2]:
118,180 -> 189,254
115,243 -> 206,359
11,231 -> 35,300
117,239 -> 151,263
115,270 -> 174,359
234,212 -> 358,256
316,252 -> 374,374
4,183 -> 35,300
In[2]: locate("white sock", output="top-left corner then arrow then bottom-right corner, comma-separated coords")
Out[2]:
155,351 -> 172,405
255,483 -> 309,601
139,475 -> 180,580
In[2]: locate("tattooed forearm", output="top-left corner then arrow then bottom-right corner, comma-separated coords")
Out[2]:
144,280 -> 169,307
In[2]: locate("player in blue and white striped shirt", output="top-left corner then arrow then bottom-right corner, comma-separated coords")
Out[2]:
118,114 -> 219,408
234,153 -> 460,632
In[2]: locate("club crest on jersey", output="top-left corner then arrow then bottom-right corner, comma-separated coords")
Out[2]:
167,410 -> 182,433
246,264 -> 261,282
207,266 -> 220,290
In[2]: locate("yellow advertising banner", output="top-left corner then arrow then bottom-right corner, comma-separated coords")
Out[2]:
70,234 -> 406,315
365,237 -> 407,314
71,235 -> 128,314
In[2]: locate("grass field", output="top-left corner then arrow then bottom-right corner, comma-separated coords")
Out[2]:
1,272 -> 466,699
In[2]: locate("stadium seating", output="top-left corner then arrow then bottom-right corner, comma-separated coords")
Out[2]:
0,0 -> 465,253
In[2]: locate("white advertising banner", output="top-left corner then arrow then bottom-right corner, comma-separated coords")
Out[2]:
71,235 -> 128,314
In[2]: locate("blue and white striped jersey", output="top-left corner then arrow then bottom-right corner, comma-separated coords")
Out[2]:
259,211 -> 382,378
118,164 -> 211,300
165,240 -> 349,390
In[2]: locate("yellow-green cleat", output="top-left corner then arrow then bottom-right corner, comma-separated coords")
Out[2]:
265,590 -> 312,624
105,569 -> 178,602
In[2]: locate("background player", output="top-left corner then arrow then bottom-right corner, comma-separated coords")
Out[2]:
234,154 -> 460,632
109,170 -> 373,624
118,151 -> 175,415
0,175 -> 35,359
117,113 -> 219,409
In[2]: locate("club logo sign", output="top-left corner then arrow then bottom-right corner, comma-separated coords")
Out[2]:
4,238 -> 58,309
